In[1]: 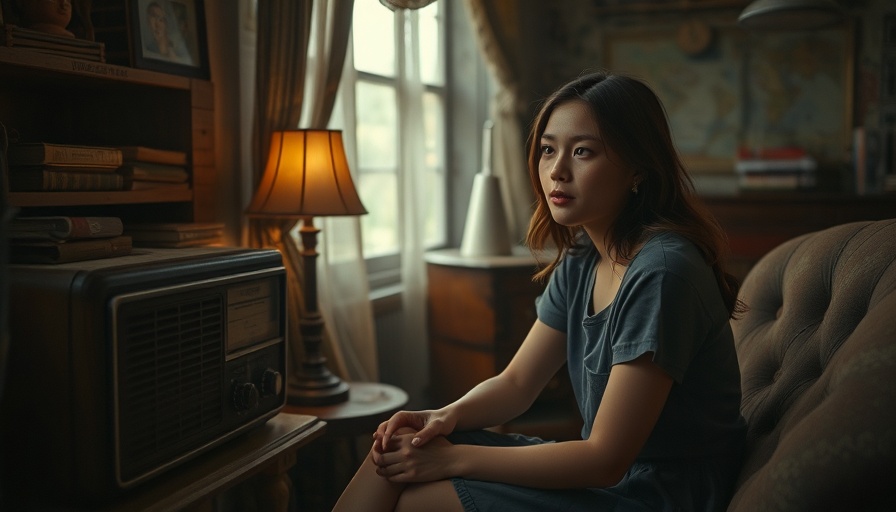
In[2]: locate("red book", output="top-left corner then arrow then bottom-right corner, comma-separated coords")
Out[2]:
8,216 -> 124,241
9,235 -> 133,264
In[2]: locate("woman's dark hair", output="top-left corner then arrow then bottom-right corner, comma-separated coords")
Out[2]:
524,71 -> 745,318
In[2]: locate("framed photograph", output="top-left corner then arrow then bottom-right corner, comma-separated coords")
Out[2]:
129,0 -> 209,79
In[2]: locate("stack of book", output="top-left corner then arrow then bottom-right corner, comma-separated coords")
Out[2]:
117,146 -> 190,191
6,142 -> 125,191
735,147 -> 817,191
124,222 -> 224,248
1,25 -> 105,62
884,173 -> 896,193
8,216 -> 132,264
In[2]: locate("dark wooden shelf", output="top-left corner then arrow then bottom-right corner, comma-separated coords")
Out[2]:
703,192 -> 896,281
0,46 -> 190,89
1,44 -> 217,223
9,189 -> 193,207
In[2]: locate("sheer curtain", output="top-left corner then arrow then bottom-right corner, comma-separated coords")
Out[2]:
335,4 -> 430,400
306,0 -> 378,382
395,8 -> 429,404
247,0 -> 377,386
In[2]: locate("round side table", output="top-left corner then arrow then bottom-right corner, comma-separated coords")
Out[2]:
283,381 -> 408,511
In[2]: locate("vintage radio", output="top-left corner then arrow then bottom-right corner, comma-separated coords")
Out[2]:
0,247 -> 287,505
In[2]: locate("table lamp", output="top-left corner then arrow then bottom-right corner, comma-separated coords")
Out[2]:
246,129 -> 367,405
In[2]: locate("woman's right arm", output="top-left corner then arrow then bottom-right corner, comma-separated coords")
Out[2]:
378,320 -> 567,449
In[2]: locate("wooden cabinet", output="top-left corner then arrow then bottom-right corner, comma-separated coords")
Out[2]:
425,249 -> 582,441
0,46 -> 216,223
1,413 -> 326,512
704,193 -> 896,282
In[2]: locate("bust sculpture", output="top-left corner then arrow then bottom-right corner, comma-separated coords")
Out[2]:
18,0 -> 74,38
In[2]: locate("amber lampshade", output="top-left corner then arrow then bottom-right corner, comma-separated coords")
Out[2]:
246,129 -> 366,406
246,129 -> 367,218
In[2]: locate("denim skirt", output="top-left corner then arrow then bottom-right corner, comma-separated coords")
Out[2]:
447,430 -> 739,512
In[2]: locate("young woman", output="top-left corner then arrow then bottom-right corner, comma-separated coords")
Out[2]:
333,71 -> 747,512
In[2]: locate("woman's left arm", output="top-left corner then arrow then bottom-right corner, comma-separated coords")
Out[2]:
375,352 -> 673,489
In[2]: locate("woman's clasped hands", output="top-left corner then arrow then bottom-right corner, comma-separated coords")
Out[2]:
370,409 -> 459,484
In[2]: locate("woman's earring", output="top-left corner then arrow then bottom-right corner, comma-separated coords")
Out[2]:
631,182 -> 639,194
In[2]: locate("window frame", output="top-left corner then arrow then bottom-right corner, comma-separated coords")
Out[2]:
349,4 -> 449,291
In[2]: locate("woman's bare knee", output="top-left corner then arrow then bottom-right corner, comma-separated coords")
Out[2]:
394,480 -> 463,512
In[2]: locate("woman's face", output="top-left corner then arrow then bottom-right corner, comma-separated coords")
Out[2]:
538,99 -> 636,237
148,4 -> 169,42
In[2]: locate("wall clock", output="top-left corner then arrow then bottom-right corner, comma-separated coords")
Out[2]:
676,19 -> 713,56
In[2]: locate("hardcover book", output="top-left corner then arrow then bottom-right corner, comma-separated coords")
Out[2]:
125,222 -> 225,242
1,25 -> 105,62
118,146 -> 188,166
8,169 -> 125,191
127,181 -> 191,191
9,235 -> 133,264
10,164 -> 121,173
7,143 -> 123,168
8,216 -> 124,241
131,236 -> 224,248
118,163 -> 189,183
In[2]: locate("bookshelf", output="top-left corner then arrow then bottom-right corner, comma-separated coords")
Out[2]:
0,46 -> 216,224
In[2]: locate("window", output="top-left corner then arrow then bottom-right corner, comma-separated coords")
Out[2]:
348,1 -> 447,288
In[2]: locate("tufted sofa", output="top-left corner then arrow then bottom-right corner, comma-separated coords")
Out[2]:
726,219 -> 896,511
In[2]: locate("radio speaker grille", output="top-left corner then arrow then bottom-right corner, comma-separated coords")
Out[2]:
116,294 -> 225,482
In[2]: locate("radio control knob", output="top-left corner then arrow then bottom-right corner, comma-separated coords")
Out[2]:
260,369 -> 283,396
233,382 -> 259,412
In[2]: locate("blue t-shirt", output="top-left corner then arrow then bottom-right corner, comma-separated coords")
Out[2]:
537,232 -> 746,460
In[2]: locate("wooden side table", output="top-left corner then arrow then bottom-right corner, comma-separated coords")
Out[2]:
425,248 -> 582,441
5,413 -> 326,512
284,381 -> 409,512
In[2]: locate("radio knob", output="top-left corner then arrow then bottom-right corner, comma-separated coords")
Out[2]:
260,369 -> 283,396
233,382 -> 259,412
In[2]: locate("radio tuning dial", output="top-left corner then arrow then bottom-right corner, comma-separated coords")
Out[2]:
261,369 -> 283,396
232,382 -> 260,412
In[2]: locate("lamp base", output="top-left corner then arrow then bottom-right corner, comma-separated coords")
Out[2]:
288,372 -> 350,406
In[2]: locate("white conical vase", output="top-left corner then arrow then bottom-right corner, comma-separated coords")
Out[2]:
460,172 -> 512,257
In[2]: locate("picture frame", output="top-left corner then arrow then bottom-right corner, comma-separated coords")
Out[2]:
129,0 -> 209,79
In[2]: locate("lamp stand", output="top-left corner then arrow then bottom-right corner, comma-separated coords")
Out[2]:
287,216 -> 350,406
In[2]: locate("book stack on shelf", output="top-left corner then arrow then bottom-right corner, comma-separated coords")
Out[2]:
885,173 -> 896,193
124,222 -> 224,248
6,142 -> 124,191
1,25 -> 105,62
735,147 -> 817,191
8,216 -> 132,264
117,146 -> 190,191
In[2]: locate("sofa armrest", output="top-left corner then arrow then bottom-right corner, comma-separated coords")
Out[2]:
728,219 -> 896,512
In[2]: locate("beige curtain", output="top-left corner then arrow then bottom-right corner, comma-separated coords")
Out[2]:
247,1 -> 312,386
462,0 -> 535,245
304,0 -> 378,382
248,0 -> 373,384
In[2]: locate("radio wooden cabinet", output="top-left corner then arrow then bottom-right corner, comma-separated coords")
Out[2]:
0,46 -> 216,223
425,249 -> 582,441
